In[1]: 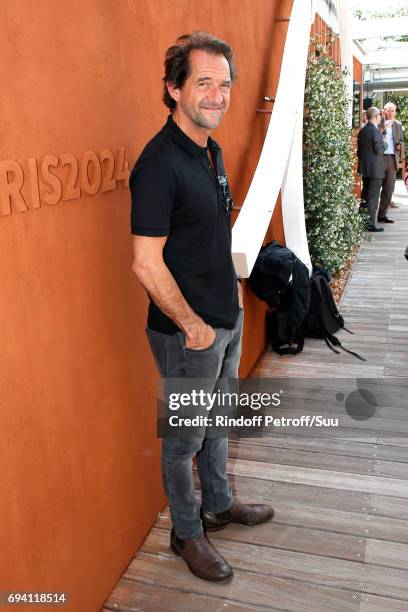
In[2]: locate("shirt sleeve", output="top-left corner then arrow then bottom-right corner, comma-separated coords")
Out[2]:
130,156 -> 178,236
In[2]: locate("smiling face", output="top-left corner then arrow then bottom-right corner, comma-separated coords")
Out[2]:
168,50 -> 232,131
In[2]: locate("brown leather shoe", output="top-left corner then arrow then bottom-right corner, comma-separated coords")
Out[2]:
389,201 -> 399,208
201,499 -> 274,531
170,528 -> 233,582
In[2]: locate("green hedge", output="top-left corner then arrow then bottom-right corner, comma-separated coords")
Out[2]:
390,94 -> 408,138
303,43 -> 364,275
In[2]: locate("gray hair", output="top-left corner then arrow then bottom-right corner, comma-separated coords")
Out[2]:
366,106 -> 380,121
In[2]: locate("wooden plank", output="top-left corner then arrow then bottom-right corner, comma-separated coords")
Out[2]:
360,593 -> 408,612
244,377 -> 408,396
141,529 -> 408,600
228,443 -> 408,480
251,361 -> 385,378
156,511 -> 408,571
385,367 -> 408,377
272,351 -> 387,365
231,500 -> 408,543
124,550 -> 362,612
156,511 -> 365,562
378,406 -> 408,420
193,472 -> 408,520
193,479 -> 408,542
366,539 -> 408,571
228,410 -> 408,435
232,434 -> 408,463
299,341 -> 390,352
227,458 -> 408,498
103,577 -> 268,611
230,427 -> 381,445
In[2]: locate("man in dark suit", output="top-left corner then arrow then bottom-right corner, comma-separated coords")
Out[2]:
357,106 -> 387,232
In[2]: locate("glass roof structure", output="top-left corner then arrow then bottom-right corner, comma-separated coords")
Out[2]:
349,0 -> 408,96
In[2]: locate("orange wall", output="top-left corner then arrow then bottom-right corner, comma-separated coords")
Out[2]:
354,56 -> 363,85
0,1 -> 292,610
310,14 -> 341,66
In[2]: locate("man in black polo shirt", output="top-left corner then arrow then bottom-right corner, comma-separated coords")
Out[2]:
130,31 -> 273,582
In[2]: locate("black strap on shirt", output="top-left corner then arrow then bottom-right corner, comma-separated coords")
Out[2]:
214,150 -> 233,216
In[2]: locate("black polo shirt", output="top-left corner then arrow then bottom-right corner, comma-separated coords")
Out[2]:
130,115 -> 239,334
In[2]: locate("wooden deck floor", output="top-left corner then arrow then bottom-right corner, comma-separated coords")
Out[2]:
103,184 -> 408,611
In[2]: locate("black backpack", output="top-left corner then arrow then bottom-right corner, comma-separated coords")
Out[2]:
303,273 -> 366,361
249,241 -> 311,356
266,286 -> 306,355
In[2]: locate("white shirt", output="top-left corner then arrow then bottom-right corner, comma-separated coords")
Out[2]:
384,122 -> 395,155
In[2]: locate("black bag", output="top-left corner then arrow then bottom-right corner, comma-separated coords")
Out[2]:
250,243 -> 366,361
248,241 -> 310,355
266,286 -> 306,355
303,273 -> 366,361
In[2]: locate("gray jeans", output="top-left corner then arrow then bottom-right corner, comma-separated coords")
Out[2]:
146,309 -> 244,539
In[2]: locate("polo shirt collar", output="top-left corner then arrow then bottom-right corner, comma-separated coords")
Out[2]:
166,114 -> 220,158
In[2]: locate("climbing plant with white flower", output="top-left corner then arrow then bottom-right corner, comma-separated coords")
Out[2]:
303,41 -> 364,275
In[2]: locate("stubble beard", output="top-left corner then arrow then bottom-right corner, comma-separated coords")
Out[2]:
180,101 -> 225,129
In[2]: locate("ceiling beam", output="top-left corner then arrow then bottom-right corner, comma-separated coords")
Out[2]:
352,16 -> 408,39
